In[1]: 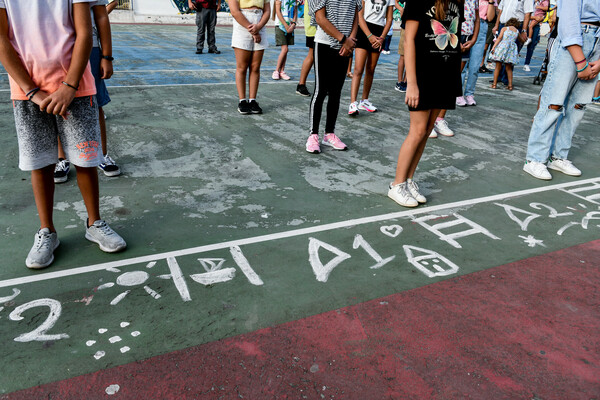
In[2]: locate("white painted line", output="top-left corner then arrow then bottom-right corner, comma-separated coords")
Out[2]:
0,177 -> 599,289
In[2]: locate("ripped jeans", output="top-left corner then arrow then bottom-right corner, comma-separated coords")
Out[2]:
526,25 -> 600,163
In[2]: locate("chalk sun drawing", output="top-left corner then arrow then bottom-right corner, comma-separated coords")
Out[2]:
519,235 -> 545,248
98,262 -> 161,305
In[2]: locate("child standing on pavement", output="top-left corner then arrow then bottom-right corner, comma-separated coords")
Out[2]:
297,0 -> 317,96
273,0 -> 298,80
54,0 -> 121,184
348,0 -> 394,116
0,0 -> 127,269
489,17 -> 519,90
388,0 -> 464,207
305,0 -> 361,154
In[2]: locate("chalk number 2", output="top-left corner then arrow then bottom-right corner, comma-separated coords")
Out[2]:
8,299 -> 70,342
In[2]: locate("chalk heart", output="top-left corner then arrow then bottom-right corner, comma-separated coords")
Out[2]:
380,225 -> 403,238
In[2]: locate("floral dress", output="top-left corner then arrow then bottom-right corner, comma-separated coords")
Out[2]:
490,28 -> 519,65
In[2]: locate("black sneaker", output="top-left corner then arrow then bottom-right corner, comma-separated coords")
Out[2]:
238,100 -> 251,115
479,66 -> 491,73
54,158 -> 70,183
394,81 -> 407,92
248,100 -> 263,114
98,154 -> 121,177
195,49 -> 203,54
296,84 -> 311,97
208,48 -> 221,54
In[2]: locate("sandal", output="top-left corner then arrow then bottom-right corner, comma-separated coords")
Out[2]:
507,85 -> 514,91
491,83 -> 497,89
346,72 -> 353,78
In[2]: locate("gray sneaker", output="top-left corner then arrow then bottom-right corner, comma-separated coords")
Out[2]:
26,228 -> 59,269
85,219 -> 127,253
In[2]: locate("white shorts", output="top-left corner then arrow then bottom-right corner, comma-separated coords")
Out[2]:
231,9 -> 269,51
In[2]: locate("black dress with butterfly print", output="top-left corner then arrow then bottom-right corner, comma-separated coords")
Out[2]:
403,0 -> 464,111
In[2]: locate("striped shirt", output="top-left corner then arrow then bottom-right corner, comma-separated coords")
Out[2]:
309,0 -> 361,49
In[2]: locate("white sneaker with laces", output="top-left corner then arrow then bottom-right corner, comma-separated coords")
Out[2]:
465,95 -> 476,106
98,154 -> 121,177
523,161 -> 552,180
429,129 -> 438,138
358,99 -> 377,113
524,38 -> 532,46
434,119 -> 454,137
388,182 -> 418,207
85,219 -> 127,253
547,157 -> 582,176
406,179 -> 427,203
26,228 -> 59,269
523,64 -> 531,72
348,101 -> 359,116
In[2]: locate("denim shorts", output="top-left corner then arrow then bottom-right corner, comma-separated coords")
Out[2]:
90,47 -> 111,108
14,96 -> 103,171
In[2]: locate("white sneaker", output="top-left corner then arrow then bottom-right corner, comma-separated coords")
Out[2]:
85,219 -> 127,253
348,101 -> 359,116
388,182 -> 418,207
547,157 -> 582,177
523,161 -> 552,180
524,38 -> 532,46
26,228 -> 59,269
406,179 -> 427,203
358,99 -> 378,113
456,96 -> 467,107
523,64 -> 531,72
434,119 -> 454,137
429,129 -> 438,138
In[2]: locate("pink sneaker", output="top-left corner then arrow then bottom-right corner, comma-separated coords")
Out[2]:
306,134 -> 321,154
272,70 -> 280,80
322,133 -> 347,150
465,95 -> 476,106
279,71 -> 291,80
456,96 -> 467,107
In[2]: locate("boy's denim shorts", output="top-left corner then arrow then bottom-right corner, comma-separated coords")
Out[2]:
90,47 -> 111,108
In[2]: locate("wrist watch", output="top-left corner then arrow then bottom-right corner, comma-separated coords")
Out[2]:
102,55 -> 114,61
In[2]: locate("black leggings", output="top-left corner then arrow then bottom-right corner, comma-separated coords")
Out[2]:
308,42 -> 349,136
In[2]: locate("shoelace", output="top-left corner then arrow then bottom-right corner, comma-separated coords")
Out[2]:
408,180 -> 419,193
34,231 -> 52,251
103,155 -> 115,166
55,160 -> 68,172
93,221 -> 115,236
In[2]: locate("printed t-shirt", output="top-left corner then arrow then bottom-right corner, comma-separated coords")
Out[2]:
277,0 -> 297,32
479,0 -> 497,20
533,0 -> 549,18
309,0 -> 362,49
0,0 -> 96,101
461,0 -> 479,35
402,0 -> 464,110
363,0 -> 393,27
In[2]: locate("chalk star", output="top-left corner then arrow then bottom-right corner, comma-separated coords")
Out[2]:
518,235 -> 545,248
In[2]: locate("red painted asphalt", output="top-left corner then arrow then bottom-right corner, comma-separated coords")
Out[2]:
5,240 -> 600,399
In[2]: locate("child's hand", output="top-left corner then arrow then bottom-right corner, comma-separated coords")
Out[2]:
247,23 -> 259,35
29,89 -> 49,108
405,83 -> 419,109
253,33 -> 262,43
577,62 -> 595,80
588,59 -> 600,79
39,85 -> 76,120
339,36 -> 356,57
369,35 -> 381,49
100,58 -> 113,79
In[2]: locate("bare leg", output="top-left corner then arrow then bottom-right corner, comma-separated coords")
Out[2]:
234,48 -> 252,100
506,63 -> 514,89
75,166 -> 101,225
57,137 -> 66,160
248,50 -> 264,99
361,50 -> 381,100
492,61 -> 502,87
594,81 -> 600,98
438,109 -> 447,119
31,166 -> 56,231
350,49 -> 368,103
347,55 -> 353,77
276,45 -> 288,72
299,47 -> 314,85
393,110 -> 438,184
397,54 -> 405,82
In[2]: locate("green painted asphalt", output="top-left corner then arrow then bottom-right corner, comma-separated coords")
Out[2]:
0,24 -> 599,394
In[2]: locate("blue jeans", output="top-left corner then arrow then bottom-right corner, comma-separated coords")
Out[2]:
524,24 -> 541,66
461,20 -> 488,97
526,25 -> 600,162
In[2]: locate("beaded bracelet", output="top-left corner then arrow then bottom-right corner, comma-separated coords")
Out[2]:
61,81 -> 78,91
576,62 -> 589,73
